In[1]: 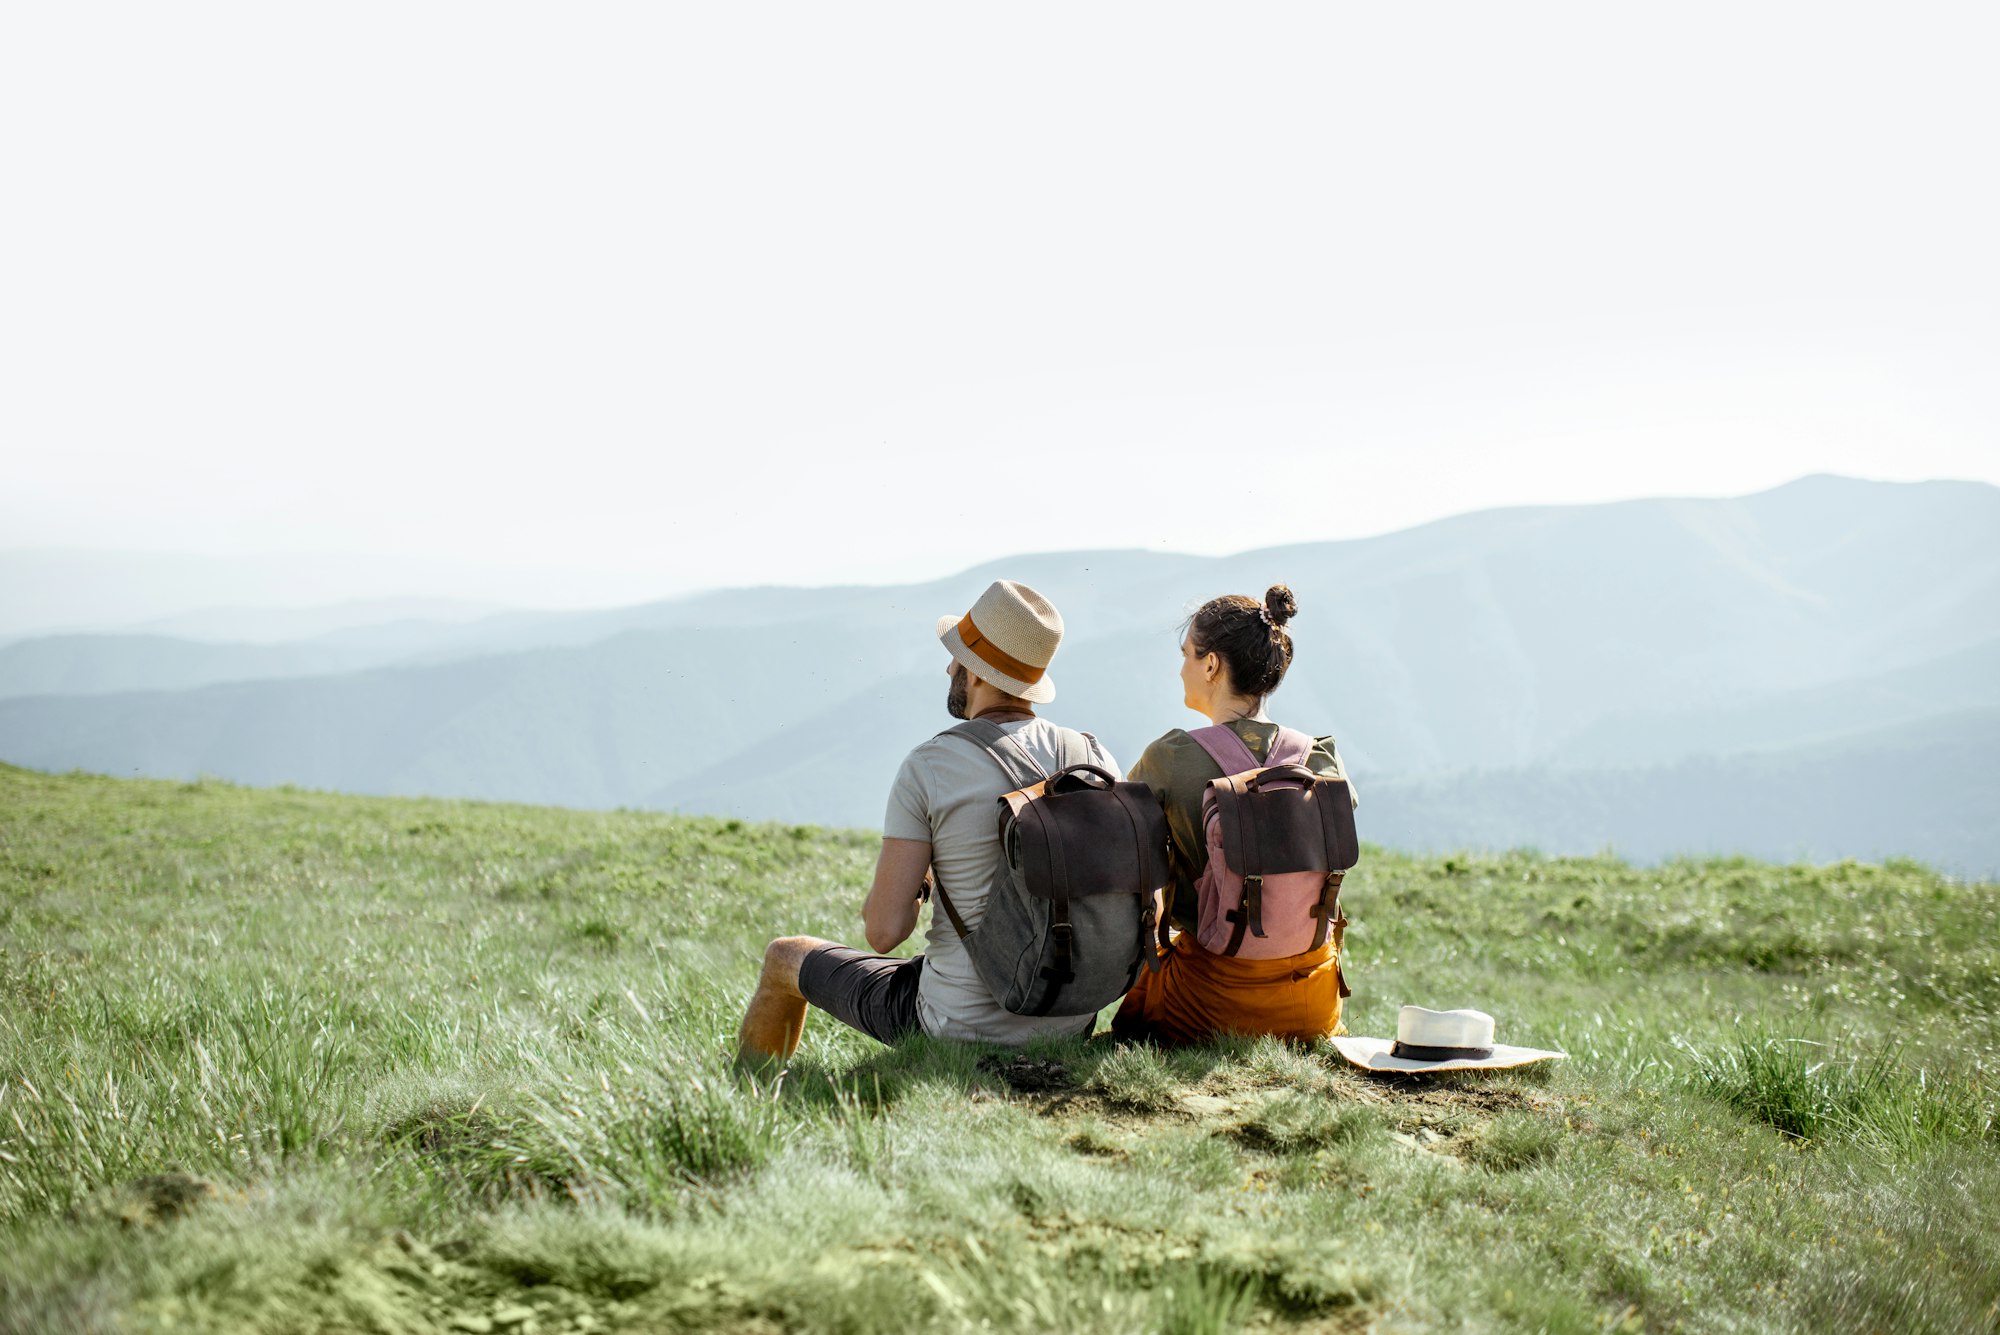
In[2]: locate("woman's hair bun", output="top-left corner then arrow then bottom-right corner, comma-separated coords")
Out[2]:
1185,586 -> 1299,697
1263,584 -> 1298,628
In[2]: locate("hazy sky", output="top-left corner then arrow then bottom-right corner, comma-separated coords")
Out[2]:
4,3 -> 1996,612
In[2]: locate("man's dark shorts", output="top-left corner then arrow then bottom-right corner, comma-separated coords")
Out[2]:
798,945 -> 924,1044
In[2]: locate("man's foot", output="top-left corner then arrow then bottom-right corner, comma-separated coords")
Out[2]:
732,935 -> 824,1069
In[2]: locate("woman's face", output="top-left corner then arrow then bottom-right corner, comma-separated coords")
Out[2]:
1179,635 -> 1212,713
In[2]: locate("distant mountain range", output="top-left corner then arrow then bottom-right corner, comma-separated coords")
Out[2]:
4,475 -> 1997,874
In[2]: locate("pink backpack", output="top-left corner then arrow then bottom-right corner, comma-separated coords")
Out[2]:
1187,725 -> 1360,961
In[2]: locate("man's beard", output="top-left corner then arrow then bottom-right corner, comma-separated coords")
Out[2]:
946,663 -> 971,720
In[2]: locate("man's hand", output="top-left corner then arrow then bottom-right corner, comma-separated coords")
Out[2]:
863,837 -> 932,953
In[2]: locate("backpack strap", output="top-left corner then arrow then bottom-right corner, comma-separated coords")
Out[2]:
1019,793 -> 1076,1014
932,876 -> 975,940
1309,870 -> 1345,953
923,721 -> 1050,941
1265,726 -> 1317,769
941,719 -> 1052,790
1190,722 -> 1318,775
1213,770 -> 1265,956
1188,724 -> 1262,776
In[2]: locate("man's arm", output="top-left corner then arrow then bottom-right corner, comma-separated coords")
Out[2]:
863,837 -> 932,953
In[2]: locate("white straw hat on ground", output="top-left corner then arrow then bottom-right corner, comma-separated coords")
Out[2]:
1331,1006 -> 1565,1073
936,579 -> 1063,704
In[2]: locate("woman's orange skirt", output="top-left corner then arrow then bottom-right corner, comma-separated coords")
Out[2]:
1111,934 -> 1346,1046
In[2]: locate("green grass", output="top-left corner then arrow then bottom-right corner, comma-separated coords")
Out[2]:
1681,1030 -> 1993,1149
1,761 -> 1997,1333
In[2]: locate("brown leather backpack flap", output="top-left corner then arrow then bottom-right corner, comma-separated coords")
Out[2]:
1315,776 -> 1360,871
1212,774 -> 1359,876
1011,782 -> 1168,899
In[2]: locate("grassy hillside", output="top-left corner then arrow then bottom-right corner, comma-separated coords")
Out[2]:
1,763 -> 1996,1334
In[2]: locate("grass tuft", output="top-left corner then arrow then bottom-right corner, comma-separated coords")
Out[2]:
511,1069 -> 786,1202
1681,1030 -> 1993,1149
1232,1092 -> 1378,1154
1084,1045 -> 1179,1112
1156,1264 -> 1260,1335
566,916 -> 624,952
1465,1110 -> 1563,1171
478,1205 -> 683,1299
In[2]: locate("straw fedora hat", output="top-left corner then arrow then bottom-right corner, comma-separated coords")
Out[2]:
1331,1006 -> 1565,1074
936,579 -> 1063,704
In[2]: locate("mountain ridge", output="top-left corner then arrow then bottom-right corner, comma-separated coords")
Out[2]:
3,475 -> 1995,871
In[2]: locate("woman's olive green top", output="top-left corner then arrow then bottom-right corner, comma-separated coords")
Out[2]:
1126,718 -> 1358,933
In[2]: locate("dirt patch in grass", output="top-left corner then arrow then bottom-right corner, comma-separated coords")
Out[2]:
1064,1126 -> 1131,1161
75,1172 -> 221,1229
1341,1069 -> 1538,1109
970,1047 -> 1562,1193
977,1054 -> 1074,1095
983,1045 -> 1555,1161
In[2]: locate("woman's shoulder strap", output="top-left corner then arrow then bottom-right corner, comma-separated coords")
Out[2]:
1189,724 -> 1263,775
1266,726 -> 1318,768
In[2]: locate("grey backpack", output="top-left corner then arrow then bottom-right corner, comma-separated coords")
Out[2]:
929,720 -> 1169,1017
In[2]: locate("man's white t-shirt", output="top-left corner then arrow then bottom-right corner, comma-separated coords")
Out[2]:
883,717 -> 1121,1043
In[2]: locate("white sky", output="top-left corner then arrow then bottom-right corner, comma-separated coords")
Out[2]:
3,2 -> 1997,611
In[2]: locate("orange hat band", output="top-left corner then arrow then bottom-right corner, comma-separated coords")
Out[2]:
956,613 -> 1047,685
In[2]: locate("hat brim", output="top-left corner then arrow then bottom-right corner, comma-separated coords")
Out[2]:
1328,1036 -> 1565,1074
937,614 -> 1056,704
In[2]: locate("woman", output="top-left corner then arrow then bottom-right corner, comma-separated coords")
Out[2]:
1111,584 -> 1357,1045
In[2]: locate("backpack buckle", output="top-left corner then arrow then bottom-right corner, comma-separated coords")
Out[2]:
1042,922 -> 1077,987
1240,874 -> 1266,938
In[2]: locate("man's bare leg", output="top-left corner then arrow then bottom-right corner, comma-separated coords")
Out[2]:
735,935 -> 829,1068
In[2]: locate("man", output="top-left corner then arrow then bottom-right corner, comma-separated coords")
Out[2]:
735,578 -> 1119,1064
